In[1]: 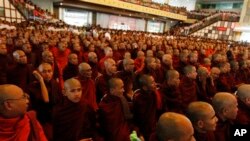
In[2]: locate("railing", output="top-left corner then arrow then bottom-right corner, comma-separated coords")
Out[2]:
180,12 -> 240,35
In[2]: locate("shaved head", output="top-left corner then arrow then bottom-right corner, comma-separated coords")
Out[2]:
64,78 -> 81,90
78,62 -> 92,78
237,84 -> 250,107
156,112 -> 195,141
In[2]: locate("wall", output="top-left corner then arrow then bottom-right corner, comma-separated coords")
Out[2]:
31,0 -> 54,13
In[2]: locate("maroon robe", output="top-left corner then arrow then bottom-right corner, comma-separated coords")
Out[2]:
77,76 -> 98,111
62,63 -> 78,81
89,61 -> 99,81
235,99 -> 250,125
7,63 -> 34,90
99,94 -> 131,141
133,89 -> 162,140
214,117 -> 233,141
160,81 -> 183,113
216,73 -> 234,93
194,131 -> 216,141
0,54 -> 9,84
53,98 -> 97,141
117,70 -> 135,101
179,76 -> 198,109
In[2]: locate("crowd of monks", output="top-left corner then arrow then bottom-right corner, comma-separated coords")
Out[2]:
0,21 -> 250,141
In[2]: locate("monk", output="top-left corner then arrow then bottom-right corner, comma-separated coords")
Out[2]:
26,63 -> 62,140
216,62 -> 235,92
98,47 -> 113,72
161,54 -> 173,74
133,74 -> 163,140
212,92 -> 238,141
0,42 -> 9,84
62,53 -> 78,80
186,102 -> 218,141
161,70 -> 182,113
0,84 -> 47,141
77,62 -> 98,111
95,58 -> 117,102
134,51 -> 145,74
179,65 -> 198,109
149,112 -> 195,141
117,58 -> 136,101
7,50 -> 34,90
235,84 -> 250,125
53,78 -> 98,141
88,52 -> 100,80
99,78 -> 134,141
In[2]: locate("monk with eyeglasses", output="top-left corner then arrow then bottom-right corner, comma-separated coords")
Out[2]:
0,84 -> 47,141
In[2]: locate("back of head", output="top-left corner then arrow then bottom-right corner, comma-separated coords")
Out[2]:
156,112 -> 194,141
212,92 -> 238,120
237,84 -> 250,106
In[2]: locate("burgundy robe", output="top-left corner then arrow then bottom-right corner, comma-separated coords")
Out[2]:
160,81 -> 183,113
77,76 -> 98,111
99,94 -> 131,141
62,63 -> 78,81
7,63 -> 34,90
235,99 -> 250,125
194,131 -> 216,141
214,117 -> 233,141
0,54 -> 9,84
133,89 -> 162,140
53,98 -> 97,141
216,73 -> 234,93
179,76 -> 198,109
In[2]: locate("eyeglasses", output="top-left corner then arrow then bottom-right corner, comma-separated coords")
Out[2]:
1,93 -> 29,104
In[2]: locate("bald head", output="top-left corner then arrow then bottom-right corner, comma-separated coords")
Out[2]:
0,84 -> 29,118
212,92 -> 238,120
237,84 -> 250,106
156,112 -> 195,141
64,78 -> 81,91
104,58 -> 117,75
88,52 -> 98,63
13,50 -> 27,64
186,101 -> 217,131
78,62 -> 92,78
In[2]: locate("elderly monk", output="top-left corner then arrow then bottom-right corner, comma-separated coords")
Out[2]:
99,78 -> 133,141
133,74 -> 163,140
96,58 -> 117,102
53,78 -> 98,141
88,52 -> 100,80
98,47 -> 113,73
7,50 -> 34,90
186,101 -> 218,141
149,112 -> 195,141
235,84 -> 250,125
26,63 -> 62,140
77,62 -> 98,111
0,84 -> 47,141
212,92 -> 238,141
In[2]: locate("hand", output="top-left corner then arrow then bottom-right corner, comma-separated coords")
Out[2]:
33,70 -> 44,82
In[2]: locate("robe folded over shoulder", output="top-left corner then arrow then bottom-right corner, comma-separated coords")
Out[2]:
53,98 -> 98,141
77,76 -> 98,111
99,94 -> 131,141
0,111 -> 47,141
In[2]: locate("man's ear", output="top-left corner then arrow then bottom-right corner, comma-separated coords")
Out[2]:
197,120 -> 204,129
3,101 -> 13,111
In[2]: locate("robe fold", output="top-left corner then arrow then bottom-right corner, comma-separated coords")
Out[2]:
53,98 -> 98,141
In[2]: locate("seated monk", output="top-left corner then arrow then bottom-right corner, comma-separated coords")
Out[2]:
160,70 -> 182,113
99,78 -> 135,141
186,101 -> 218,141
62,53 -> 79,81
179,65 -> 198,109
0,84 -> 47,141
235,84 -> 250,125
149,112 -> 195,141
133,74 -> 163,140
212,92 -> 238,141
53,78 -> 99,141
77,62 -> 98,111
